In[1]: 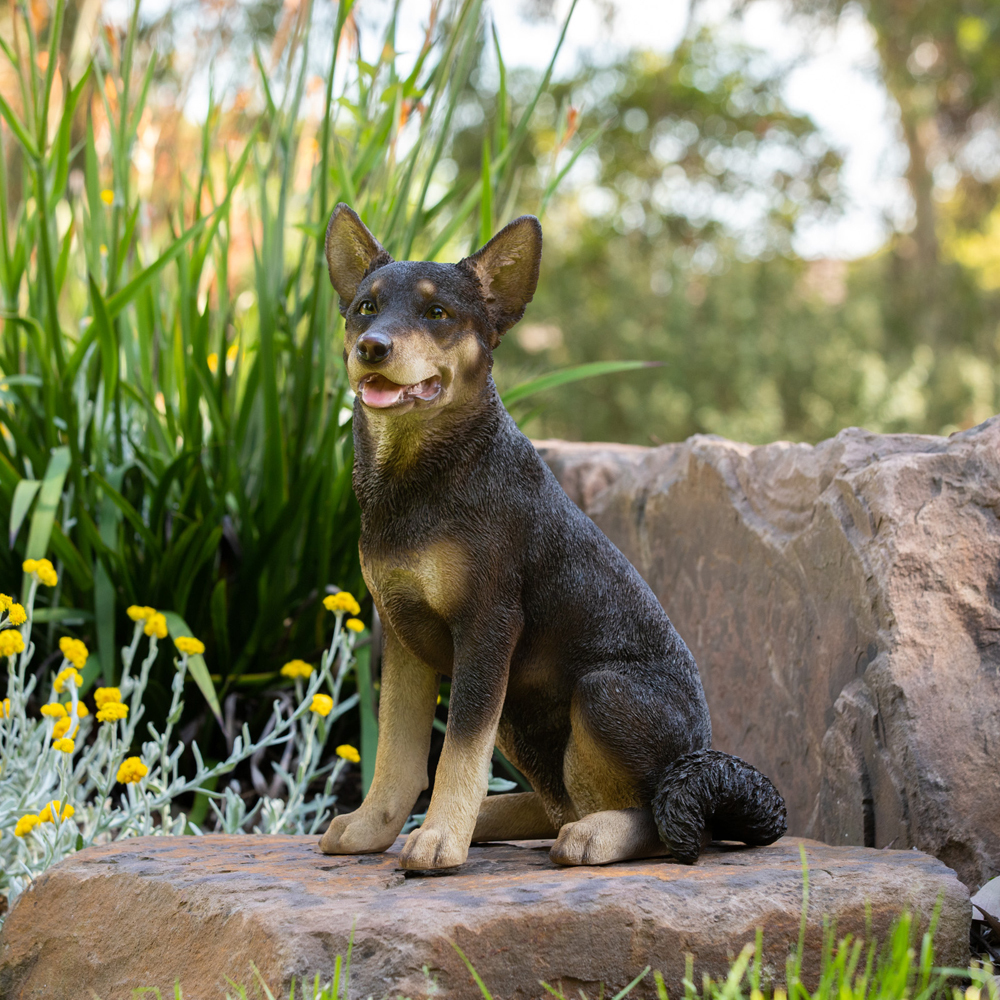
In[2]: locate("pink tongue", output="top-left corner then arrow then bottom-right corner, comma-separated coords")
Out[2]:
361,380 -> 405,408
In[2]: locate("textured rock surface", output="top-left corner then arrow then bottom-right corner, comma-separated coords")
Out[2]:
535,417 -> 1000,888
0,835 -> 969,1000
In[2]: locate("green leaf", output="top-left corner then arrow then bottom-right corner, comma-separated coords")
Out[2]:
88,274 -> 117,418
9,478 -> 41,547
500,361 -> 656,407
0,90 -> 40,161
95,466 -> 125,690
162,610 -> 223,727
104,212 -> 212,318
23,443 -> 70,558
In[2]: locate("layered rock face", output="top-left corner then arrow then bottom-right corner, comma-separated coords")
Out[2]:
0,835 -> 969,999
537,417 -> 1000,889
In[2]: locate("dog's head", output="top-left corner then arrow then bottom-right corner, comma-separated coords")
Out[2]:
325,204 -> 541,415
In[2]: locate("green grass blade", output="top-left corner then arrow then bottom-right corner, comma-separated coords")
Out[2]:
105,212 -> 212,318
0,90 -> 40,160
451,942 -> 494,1000
500,361 -> 656,407
162,610 -> 223,726
9,477 -> 41,546
88,274 -> 118,419
21,445 -> 71,601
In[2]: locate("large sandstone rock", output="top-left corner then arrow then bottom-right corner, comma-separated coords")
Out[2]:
0,835 -> 969,999
536,416 -> 1000,889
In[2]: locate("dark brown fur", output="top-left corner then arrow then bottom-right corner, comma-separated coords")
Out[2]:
319,204 -> 786,869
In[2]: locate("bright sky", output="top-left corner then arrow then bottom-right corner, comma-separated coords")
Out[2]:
383,0 -> 909,260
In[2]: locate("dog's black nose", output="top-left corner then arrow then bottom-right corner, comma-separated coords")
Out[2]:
356,332 -> 392,364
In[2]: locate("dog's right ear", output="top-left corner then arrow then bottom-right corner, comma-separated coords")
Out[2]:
325,204 -> 393,313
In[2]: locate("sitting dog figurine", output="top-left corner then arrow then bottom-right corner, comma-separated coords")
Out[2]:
319,204 -> 787,870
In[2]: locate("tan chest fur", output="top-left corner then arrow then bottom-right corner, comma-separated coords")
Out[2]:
361,539 -> 469,623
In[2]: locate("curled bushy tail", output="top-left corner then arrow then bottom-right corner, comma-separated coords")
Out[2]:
651,749 -> 787,864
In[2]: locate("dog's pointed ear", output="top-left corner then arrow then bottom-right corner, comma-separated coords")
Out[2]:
325,204 -> 393,313
460,215 -> 542,345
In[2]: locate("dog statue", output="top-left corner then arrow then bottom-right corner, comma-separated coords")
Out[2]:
319,204 -> 786,870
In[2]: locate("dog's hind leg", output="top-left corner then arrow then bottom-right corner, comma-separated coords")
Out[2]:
549,667 -> 710,866
471,791 -> 560,842
550,807 -> 668,866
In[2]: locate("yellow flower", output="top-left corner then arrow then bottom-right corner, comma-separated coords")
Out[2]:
0,697 -> 10,718
280,659 -> 313,680
97,701 -> 128,723
323,591 -> 361,616
336,744 -> 360,763
144,612 -> 168,639
309,693 -> 334,717
26,557 -> 58,587
54,666 -> 83,692
52,737 -> 75,753
94,686 -> 121,707
174,636 -> 205,656
14,814 -> 40,837
127,605 -> 156,622
40,702 -> 68,719
100,188 -> 114,205
207,352 -> 219,374
99,243 -> 108,255
226,342 -> 239,363
39,800 -> 74,823
76,701 -> 89,718
8,603 -> 26,626
345,618 -> 364,632
59,636 -> 89,669
0,630 -> 24,657
52,717 -> 77,739
117,756 -> 149,784
0,593 -> 12,612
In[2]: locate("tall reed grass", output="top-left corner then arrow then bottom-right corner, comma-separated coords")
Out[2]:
0,0 -> 591,731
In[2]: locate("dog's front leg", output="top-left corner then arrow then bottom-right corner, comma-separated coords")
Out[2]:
320,625 -> 438,855
398,627 -> 513,870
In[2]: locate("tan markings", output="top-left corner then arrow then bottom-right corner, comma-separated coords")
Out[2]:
550,807 -> 668,866
471,791 -> 559,842
416,279 -> 437,297
369,279 -> 382,296
320,626 -> 438,855
563,702 -> 641,818
399,709 -> 503,869
363,539 -> 468,621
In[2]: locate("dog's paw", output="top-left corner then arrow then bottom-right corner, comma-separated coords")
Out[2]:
398,824 -> 469,869
550,817 -> 618,866
319,810 -> 399,855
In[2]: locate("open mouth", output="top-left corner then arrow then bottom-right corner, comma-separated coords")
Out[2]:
358,373 -> 442,409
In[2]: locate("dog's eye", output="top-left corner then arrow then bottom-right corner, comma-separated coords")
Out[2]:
425,305 -> 447,320
358,300 -> 378,316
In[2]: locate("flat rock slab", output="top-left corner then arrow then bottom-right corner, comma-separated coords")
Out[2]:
0,835 -> 969,1000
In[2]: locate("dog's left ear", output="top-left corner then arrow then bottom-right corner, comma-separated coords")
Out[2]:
460,216 -> 542,346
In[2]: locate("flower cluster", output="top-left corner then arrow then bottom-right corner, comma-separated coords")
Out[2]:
323,591 -> 361,616
58,636 -> 88,670
22,558 -> 58,587
281,659 -> 313,679
116,757 -> 148,784
0,630 -> 24,658
174,636 -> 205,656
0,595 -> 27,627
2,565 -> 366,927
